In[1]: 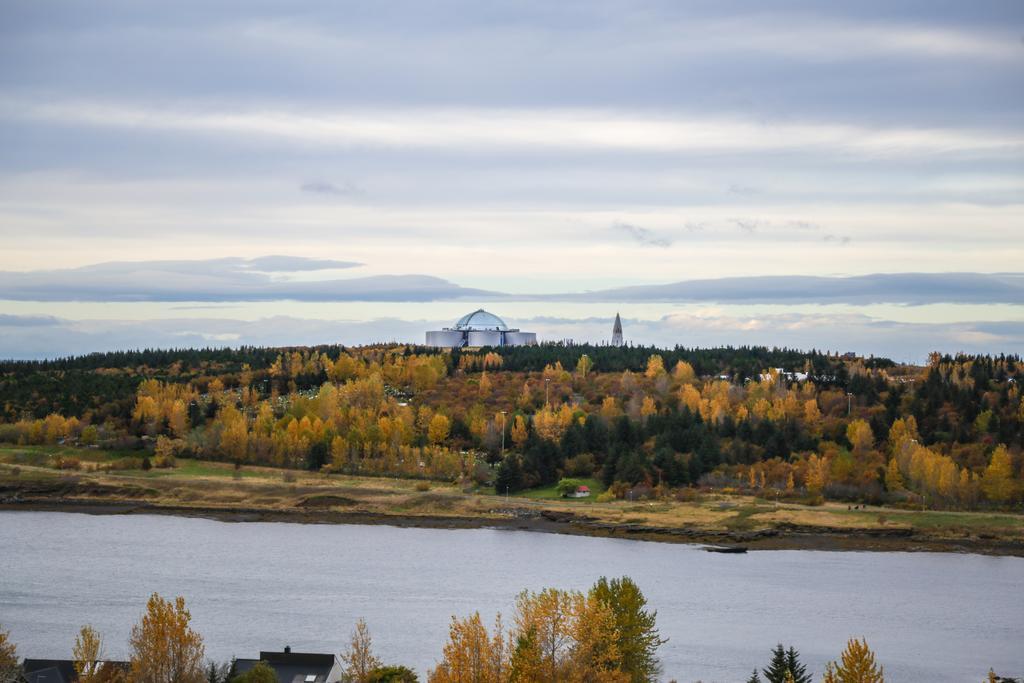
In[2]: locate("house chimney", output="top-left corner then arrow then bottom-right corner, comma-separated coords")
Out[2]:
284,645 -> 291,654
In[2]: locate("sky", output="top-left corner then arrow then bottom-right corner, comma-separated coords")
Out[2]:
0,1 -> 1022,361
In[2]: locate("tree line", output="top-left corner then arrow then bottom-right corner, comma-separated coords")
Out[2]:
1,345 -> 1021,510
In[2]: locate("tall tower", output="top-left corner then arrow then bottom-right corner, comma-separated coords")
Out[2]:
611,313 -> 623,346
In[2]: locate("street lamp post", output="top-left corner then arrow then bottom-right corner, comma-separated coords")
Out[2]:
847,392 -> 853,416
500,410 -> 507,458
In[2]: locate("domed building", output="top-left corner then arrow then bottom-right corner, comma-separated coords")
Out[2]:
425,309 -> 537,348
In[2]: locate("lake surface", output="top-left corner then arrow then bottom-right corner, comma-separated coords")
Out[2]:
1,511 -> 1022,682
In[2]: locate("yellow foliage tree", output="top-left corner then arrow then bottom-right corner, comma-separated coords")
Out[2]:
73,625 -> 105,683
884,459 -> 904,492
341,618 -> 382,683
846,420 -> 874,455
0,627 -> 19,683
672,361 -> 695,384
640,396 -> 657,420
428,414 -> 451,445
511,415 -> 529,449
576,354 -> 594,380
982,445 -> 1015,504
128,594 -> 205,683
644,355 -> 666,379
830,638 -> 884,683
428,613 -> 510,683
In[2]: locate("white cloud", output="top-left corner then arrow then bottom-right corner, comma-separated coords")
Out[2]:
6,99 -> 1021,160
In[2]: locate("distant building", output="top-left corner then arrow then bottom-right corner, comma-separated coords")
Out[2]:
425,309 -> 536,348
232,647 -> 343,683
611,313 -> 623,346
568,484 -> 591,498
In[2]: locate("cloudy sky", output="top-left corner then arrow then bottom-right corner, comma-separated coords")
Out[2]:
1,1 -> 1022,360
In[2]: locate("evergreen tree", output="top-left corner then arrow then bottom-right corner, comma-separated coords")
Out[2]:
762,643 -> 810,683
785,646 -> 811,683
747,670 -> 762,683
494,455 -> 524,494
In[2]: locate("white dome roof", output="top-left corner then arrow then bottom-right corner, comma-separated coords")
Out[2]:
454,309 -> 508,331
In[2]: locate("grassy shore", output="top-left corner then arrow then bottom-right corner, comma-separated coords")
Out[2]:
2,445 -> 1023,556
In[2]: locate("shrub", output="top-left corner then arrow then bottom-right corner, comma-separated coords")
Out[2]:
674,487 -> 701,503
153,454 -> 177,469
109,457 -> 143,471
367,665 -> 418,682
0,424 -> 19,444
56,457 -> 81,471
141,456 -> 152,471
564,453 -> 595,477
282,469 -> 297,483
414,481 -> 431,492
596,490 -> 616,503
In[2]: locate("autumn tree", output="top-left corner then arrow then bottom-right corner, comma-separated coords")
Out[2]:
0,627 -> 19,683
982,445 -> 1015,504
884,459 -> 903,492
576,354 -> 594,380
428,613 -> 509,683
672,361 -> 695,384
74,625 -> 105,683
512,587 -> 627,682
644,355 -> 665,379
128,594 -> 206,683
845,420 -> 874,456
428,414 -> 451,445
829,639 -> 883,683
510,415 -> 529,449
342,618 -> 382,683
589,577 -> 664,683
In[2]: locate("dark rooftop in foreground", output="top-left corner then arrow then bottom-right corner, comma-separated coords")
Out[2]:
233,647 -> 342,683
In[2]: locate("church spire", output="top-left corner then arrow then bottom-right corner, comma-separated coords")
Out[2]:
611,312 -> 623,346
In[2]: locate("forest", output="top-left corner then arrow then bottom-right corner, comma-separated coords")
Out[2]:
1,343 -> 1021,511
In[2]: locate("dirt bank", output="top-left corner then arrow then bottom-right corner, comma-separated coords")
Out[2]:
3,475 -> 1022,557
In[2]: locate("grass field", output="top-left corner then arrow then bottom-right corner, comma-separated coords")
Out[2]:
2,444 -> 1023,550
514,477 -> 605,500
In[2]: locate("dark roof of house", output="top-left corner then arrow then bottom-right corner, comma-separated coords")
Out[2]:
21,660 -> 129,683
234,650 -> 338,683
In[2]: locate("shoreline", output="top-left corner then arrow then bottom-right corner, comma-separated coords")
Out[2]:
4,497 -> 1023,557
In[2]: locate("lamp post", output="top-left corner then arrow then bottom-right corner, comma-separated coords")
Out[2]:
500,410 -> 507,458
847,392 -> 853,416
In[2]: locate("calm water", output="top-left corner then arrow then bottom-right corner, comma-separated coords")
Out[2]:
1,512 -> 1022,682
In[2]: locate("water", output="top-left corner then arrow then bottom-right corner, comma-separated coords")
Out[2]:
1,511 -> 1022,682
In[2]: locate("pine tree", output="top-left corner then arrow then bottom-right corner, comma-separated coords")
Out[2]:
746,670 -> 762,683
785,646 -> 812,683
763,644 -> 790,683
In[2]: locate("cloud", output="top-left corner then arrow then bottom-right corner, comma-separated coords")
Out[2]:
555,272 -> 1024,305
612,221 -> 673,248
7,99 -> 1021,161
0,314 -> 61,327
822,233 -> 852,245
300,180 -> 361,196
0,256 -> 494,302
